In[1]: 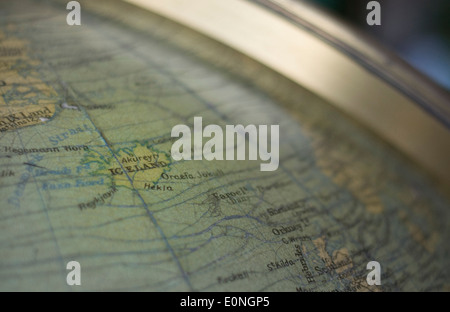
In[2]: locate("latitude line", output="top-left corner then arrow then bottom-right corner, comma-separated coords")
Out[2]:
24,6 -> 195,287
66,83 -> 195,291
1,88 -> 71,290
93,21 -> 310,285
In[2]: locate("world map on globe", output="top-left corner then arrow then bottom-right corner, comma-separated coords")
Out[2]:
1,0 -> 449,291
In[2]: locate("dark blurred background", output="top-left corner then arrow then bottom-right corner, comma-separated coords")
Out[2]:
305,0 -> 450,91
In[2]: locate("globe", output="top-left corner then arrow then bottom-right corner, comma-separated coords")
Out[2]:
0,0 -> 449,291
